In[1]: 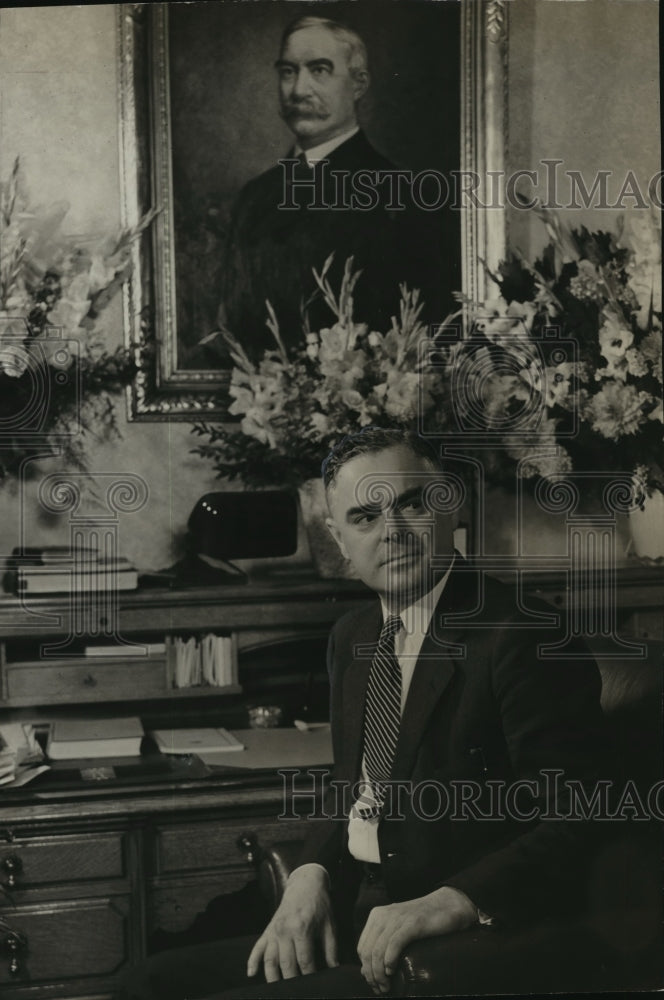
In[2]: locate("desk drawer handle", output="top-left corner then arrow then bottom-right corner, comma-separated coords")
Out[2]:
237,833 -> 259,865
2,931 -> 26,976
2,855 -> 22,888
83,673 -> 98,687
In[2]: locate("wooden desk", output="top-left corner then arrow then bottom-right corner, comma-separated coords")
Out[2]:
0,756 -> 328,999
0,578 -> 354,999
0,575 -> 371,712
0,568 -> 660,997
0,568 -> 660,714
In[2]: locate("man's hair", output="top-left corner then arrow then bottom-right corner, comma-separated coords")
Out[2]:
281,15 -> 369,82
322,427 -> 443,493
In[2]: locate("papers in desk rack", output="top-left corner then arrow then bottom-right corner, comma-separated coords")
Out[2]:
166,634 -> 236,688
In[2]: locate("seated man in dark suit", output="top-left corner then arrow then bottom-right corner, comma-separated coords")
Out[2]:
123,427 -> 615,999
220,15 -> 455,359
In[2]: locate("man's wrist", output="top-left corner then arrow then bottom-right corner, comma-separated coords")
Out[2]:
287,862 -> 330,890
441,880 -> 495,927
434,885 -> 483,928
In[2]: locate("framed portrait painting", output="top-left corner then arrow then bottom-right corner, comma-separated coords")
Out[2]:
118,1 -> 507,418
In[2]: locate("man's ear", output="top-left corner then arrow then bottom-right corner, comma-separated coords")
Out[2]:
326,517 -> 349,561
353,70 -> 370,102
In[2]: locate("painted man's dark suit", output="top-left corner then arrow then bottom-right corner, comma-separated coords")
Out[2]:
299,559 -> 613,929
221,131 -> 456,358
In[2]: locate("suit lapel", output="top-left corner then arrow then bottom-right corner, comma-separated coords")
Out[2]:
340,561 -> 481,785
392,561 -> 480,781
340,601 -> 382,784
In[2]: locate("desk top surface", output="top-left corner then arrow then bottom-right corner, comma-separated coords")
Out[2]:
0,726 -> 333,827
0,564 -> 661,612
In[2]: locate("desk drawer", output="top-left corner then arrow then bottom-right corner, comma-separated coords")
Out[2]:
0,832 -> 126,889
0,895 -> 130,987
149,868 -> 258,934
154,817 -> 307,875
4,658 -> 166,705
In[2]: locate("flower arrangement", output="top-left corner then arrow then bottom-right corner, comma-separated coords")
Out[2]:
0,158 -> 154,479
192,205 -> 661,505
192,255 -> 448,487
446,203 -> 662,493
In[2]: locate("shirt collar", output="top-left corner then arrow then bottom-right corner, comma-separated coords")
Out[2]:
380,555 -> 456,637
293,125 -> 359,165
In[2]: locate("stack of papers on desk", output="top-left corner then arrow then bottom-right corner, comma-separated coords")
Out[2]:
7,547 -> 138,594
0,721 -> 47,785
47,717 -> 144,760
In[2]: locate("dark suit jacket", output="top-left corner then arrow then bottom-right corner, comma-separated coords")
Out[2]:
299,560 -> 613,928
220,131 -> 456,359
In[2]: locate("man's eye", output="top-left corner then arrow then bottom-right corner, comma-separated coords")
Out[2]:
399,498 -> 425,514
311,64 -> 331,76
279,68 -> 294,80
354,510 -> 379,526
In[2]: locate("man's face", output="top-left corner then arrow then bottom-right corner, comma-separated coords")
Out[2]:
326,445 -> 457,611
276,26 -> 367,149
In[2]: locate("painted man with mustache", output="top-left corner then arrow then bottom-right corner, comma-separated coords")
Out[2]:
219,15 -> 452,358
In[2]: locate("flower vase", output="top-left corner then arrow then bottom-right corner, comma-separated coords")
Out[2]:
628,490 -> 664,561
297,478 -> 358,580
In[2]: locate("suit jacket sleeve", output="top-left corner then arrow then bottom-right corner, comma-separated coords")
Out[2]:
442,624 -> 614,926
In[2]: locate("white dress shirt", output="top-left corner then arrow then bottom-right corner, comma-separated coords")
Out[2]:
293,125 -> 359,166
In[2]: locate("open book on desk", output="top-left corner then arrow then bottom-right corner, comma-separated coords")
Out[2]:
151,727 -> 245,754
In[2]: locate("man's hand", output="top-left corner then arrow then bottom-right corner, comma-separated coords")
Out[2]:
247,864 -> 339,983
357,886 -> 478,994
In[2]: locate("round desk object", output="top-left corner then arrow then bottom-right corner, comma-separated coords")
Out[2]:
248,705 -> 283,729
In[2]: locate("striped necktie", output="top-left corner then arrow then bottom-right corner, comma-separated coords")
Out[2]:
361,614 -> 403,816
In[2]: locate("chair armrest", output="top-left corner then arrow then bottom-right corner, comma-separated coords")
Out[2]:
391,920 -> 615,996
256,849 -> 608,994
393,902 -> 664,996
257,837 -> 662,994
394,830 -> 663,997
258,840 -> 303,914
